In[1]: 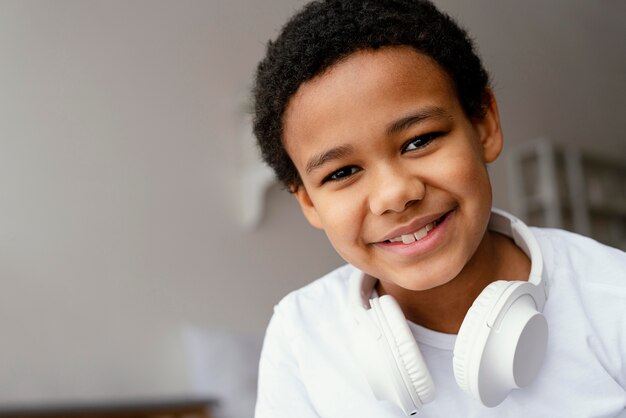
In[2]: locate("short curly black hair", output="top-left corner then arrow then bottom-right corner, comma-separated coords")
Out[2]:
253,0 -> 491,191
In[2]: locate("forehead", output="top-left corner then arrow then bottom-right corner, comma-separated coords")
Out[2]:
282,47 -> 460,168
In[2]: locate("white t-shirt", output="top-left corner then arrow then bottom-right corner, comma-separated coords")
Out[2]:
255,228 -> 626,417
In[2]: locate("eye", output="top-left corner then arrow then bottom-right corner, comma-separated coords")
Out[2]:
402,132 -> 442,153
322,166 -> 360,183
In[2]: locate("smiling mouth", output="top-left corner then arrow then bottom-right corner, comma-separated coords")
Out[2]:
384,211 -> 450,244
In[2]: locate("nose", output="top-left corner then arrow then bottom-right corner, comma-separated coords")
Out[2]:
369,165 -> 425,216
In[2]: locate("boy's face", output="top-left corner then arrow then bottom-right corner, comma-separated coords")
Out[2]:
283,46 -> 503,291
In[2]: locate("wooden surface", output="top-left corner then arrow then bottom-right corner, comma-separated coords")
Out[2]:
0,398 -> 215,418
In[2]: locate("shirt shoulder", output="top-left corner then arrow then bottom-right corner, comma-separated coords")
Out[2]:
273,264 -> 356,336
531,227 -> 626,292
530,227 -> 626,390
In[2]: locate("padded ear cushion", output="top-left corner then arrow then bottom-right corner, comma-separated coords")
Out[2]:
453,280 -> 509,393
376,295 -> 436,404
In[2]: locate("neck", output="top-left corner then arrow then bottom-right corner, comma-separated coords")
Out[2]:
376,230 -> 530,334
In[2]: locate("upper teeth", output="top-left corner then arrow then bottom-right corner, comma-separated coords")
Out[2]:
389,222 -> 435,244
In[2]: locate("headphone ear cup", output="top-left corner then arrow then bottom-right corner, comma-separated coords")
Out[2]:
375,295 -> 436,404
455,280 -> 549,407
453,280 -> 508,394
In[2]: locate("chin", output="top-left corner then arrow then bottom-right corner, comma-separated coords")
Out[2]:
403,279 -> 451,292
375,274 -> 434,292
393,265 -> 461,291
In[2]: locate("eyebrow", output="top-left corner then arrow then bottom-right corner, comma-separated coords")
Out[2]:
386,106 -> 452,136
305,144 -> 355,175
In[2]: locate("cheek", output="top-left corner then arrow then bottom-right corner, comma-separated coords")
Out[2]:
429,141 -> 491,197
315,195 -> 365,255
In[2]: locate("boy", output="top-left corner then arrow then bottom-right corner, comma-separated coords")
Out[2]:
252,1 -> 626,416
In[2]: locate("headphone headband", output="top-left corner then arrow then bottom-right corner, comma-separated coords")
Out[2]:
350,208 -> 548,316
489,208 -> 548,302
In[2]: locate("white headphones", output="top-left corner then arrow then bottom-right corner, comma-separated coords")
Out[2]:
349,209 -> 549,415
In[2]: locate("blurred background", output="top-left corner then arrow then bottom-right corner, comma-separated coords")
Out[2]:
0,0 -> 624,417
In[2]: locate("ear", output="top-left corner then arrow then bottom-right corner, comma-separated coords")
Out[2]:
473,89 -> 503,164
292,185 -> 324,229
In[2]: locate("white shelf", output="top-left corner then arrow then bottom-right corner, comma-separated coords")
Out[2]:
507,138 -> 626,251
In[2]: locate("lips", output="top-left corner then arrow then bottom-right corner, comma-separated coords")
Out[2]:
388,219 -> 436,243
380,211 -> 451,244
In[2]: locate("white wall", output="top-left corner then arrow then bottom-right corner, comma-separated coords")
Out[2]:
0,0 -> 623,404
443,0 -> 626,207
